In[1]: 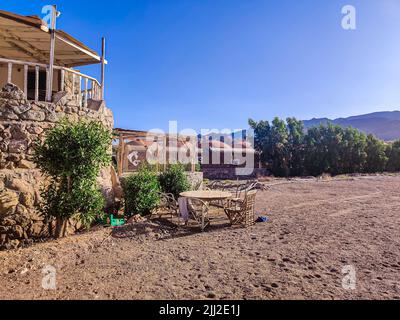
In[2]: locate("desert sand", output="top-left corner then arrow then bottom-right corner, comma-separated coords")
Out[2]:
0,174 -> 399,300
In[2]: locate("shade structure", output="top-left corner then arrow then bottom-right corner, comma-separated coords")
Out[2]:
0,10 -> 105,67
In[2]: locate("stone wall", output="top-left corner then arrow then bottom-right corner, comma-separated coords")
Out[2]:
202,165 -> 269,180
0,83 -> 114,250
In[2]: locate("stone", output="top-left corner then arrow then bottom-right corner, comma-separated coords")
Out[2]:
11,225 -> 24,238
7,178 -> 34,195
27,126 -> 43,135
2,218 -> 16,226
0,190 -> 19,216
10,125 -> 28,140
6,154 -> 21,163
45,111 -> 59,122
0,109 -> 19,120
52,91 -> 68,105
12,103 -> 32,115
20,110 -> 46,121
8,140 -> 28,153
0,141 -> 8,152
21,192 -> 35,208
29,222 -> 43,237
18,160 -> 35,169
0,83 -> 25,100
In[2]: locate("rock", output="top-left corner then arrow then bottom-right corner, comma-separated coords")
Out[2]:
11,225 -> 24,238
7,178 -> 34,195
26,126 -> 43,135
12,103 -> 32,115
0,141 -> 8,152
8,140 -> 28,153
21,192 -> 35,208
0,109 -> 19,120
45,111 -> 59,122
0,83 -> 25,100
52,91 -> 69,105
0,190 -> 19,216
6,154 -> 21,163
29,222 -> 44,237
20,110 -> 46,121
10,125 -> 28,140
2,218 -> 16,226
18,160 -> 35,169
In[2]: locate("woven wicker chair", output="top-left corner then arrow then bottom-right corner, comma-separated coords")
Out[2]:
153,192 -> 179,219
187,198 -> 210,231
224,190 -> 257,227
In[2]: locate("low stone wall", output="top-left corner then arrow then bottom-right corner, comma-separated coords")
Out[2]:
0,83 -> 114,249
202,165 -> 269,180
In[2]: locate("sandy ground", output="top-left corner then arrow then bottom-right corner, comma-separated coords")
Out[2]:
0,175 -> 400,300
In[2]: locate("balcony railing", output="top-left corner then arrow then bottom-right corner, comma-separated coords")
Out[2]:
0,57 -> 102,106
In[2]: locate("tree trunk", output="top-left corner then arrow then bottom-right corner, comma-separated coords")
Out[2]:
54,217 -> 68,238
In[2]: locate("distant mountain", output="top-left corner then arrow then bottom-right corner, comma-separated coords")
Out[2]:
302,111 -> 400,141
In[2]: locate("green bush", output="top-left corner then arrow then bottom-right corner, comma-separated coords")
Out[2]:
123,166 -> 161,216
159,164 -> 190,199
33,119 -> 112,238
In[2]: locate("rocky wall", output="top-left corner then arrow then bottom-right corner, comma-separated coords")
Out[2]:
0,83 -> 114,249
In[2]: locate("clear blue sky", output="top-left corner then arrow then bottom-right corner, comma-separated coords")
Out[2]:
3,0 -> 400,131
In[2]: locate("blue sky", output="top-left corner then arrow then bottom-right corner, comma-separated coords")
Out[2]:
3,0 -> 400,131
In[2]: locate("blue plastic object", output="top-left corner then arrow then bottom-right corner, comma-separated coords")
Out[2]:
256,216 -> 269,223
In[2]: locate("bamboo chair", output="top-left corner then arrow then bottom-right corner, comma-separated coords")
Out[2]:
153,192 -> 179,220
224,190 -> 258,227
187,198 -> 210,231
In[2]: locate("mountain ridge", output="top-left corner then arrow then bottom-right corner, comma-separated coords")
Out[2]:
302,111 -> 400,141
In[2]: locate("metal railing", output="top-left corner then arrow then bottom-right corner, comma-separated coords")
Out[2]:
0,57 -> 102,106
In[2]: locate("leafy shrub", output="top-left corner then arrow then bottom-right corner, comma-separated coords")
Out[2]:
33,119 -> 112,238
123,166 -> 161,216
159,164 -> 190,199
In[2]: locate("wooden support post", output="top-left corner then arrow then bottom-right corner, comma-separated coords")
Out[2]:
23,65 -> 28,98
84,78 -> 88,107
35,65 -> 39,102
100,37 -> 106,100
45,67 -> 50,101
72,73 -> 75,100
7,62 -> 12,83
46,5 -> 58,102
79,75 -> 82,105
60,69 -> 65,91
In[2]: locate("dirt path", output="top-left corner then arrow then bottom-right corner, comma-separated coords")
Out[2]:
1,175 -> 399,300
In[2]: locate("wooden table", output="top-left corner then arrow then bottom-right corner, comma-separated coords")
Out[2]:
180,191 -> 232,231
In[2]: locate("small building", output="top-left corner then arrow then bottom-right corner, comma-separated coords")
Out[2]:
0,8 -> 113,249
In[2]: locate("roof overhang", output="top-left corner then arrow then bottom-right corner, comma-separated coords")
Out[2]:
0,10 -> 106,67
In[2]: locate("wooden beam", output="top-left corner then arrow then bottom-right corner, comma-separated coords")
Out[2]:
84,77 -> 88,107
7,62 -> 12,83
60,69 -> 65,91
23,64 -> 28,98
46,5 -> 57,102
0,32 -> 55,64
35,65 -> 39,102
101,37 -> 106,100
